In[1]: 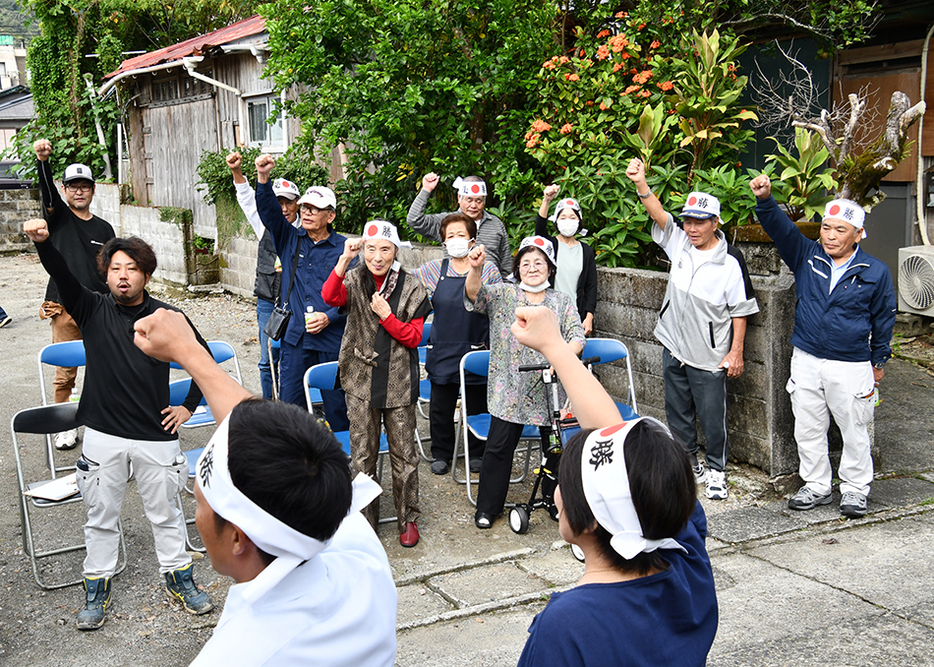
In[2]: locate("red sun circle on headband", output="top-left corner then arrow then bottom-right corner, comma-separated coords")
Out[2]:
565,199 -> 575,206
282,180 -> 291,188
600,422 -> 628,436
469,184 -> 481,195
688,195 -> 698,206
533,237 -> 545,246
829,204 -> 841,216
366,224 -> 379,237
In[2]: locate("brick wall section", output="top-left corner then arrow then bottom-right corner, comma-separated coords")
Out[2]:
0,188 -> 42,251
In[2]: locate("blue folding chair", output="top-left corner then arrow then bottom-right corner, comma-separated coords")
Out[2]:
12,402 -> 127,589
37,340 -> 87,474
457,350 -> 538,505
304,361 -> 395,524
169,341 -> 243,428
582,337 -> 639,421
415,321 -> 432,461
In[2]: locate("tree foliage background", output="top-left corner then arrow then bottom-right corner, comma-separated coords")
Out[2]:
261,0 -> 879,264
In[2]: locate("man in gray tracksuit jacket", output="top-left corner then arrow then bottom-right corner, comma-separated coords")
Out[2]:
627,158 -> 759,500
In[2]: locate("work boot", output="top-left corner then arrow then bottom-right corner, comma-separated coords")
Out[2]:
75,576 -> 111,630
165,563 -> 213,615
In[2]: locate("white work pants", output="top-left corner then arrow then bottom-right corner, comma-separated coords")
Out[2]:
77,429 -> 190,578
787,348 -> 875,496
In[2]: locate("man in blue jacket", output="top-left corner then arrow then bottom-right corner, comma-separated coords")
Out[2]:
751,174 -> 896,518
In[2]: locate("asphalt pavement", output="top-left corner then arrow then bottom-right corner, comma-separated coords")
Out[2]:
1,250 -> 933,666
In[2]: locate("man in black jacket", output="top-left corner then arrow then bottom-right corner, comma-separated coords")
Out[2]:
33,139 -> 115,450
24,219 -> 214,631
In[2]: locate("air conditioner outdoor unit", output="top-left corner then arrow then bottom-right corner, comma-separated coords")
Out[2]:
898,245 -> 934,316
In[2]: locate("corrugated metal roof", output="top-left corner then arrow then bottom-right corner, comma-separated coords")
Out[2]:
105,15 -> 266,79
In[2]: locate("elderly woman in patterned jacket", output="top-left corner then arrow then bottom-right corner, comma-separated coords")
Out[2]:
322,220 -> 431,548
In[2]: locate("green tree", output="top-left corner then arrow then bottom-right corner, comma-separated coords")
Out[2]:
261,0 -> 557,236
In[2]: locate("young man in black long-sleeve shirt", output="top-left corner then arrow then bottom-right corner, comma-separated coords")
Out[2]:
24,218 -> 215,631
33,139 -> 115,450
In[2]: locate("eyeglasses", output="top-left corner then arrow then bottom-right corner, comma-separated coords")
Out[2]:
302,205 -> 331,216
519,260 -> 548,271
64,183 -> 93,193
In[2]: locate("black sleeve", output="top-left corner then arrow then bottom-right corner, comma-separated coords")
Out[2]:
37,159 -> 65,224
35,239 -> 86,314
180,316 -> 211,413
580,243 -> 598,317
534,213 -> 549,237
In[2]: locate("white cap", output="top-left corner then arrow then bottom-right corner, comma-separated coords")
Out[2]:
549,197 -> 587,236
680,192 -> 720,219
823,199 -> 866,237
362,220 -> 412,249
297,186 -> 337,210
517,235 -> 556,267
581,419 -> 687,560
453,177 -> 487,198
273,178 -> 301,200
63,163 -> 94,184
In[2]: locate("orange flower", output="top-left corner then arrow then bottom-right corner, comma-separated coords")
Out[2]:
596,45 -> 610,60
609,34 -> 629,53
613,62 -> 624,72
543,61 -> 555,70
650,40 -> 661,49
596,29 -> 610,38
531,119 -> 552,133
568,73 -> 580,82
580,49 -> 586,57
526,133 -> 541,148
615,11 -> 627,18
637,23 -> 646,30
624,85 -> 640,95
620,52 -> 630,60
640,89 -> 651,97
658,80 -> 674,91
559,56 -> 570,64
599,101 -> 610,110
585,100 -> 594,106
560,123 -> 573,134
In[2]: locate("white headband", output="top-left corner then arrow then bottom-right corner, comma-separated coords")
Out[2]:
362,220 -> 412,249
581,419 -> 687,560
453,177 -> 487,198
197,415 -> 381,601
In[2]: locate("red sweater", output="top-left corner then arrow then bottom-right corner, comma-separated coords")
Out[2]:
322,269 -> 423,348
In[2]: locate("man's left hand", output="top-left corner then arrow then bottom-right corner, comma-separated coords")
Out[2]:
305,312 -> 330,334
161,405 -> 192,434
719,350 -> 744,378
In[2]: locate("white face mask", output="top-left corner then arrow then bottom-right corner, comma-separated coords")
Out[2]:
445,237 -> 472,258
556,216 -> 580,238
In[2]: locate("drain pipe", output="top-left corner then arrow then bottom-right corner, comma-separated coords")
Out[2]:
83,73 -> 113,181
916,22 -> 934,246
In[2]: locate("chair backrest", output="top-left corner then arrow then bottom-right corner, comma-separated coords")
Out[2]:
169,378 -> 195,407
170,340 -> 242,381
12,402 -> 80,436
419,320 -> 432,347
582,336 -> 638,414
305,361 -> 339,393
460,350 -> 490,379
37,341 -> 87,405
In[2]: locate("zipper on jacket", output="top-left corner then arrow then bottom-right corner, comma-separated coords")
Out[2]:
660,301 -> 670,318
708,322 -> 715,348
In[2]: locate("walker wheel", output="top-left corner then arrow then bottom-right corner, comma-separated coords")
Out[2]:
570,543 -> 585,563
509,507 -> 530,534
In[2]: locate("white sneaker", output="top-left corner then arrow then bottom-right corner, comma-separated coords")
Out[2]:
691,461 -> 706,484
705,469 -> 728,500
54,428 -> 78,450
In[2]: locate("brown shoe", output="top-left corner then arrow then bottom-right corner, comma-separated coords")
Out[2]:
400,522 -> 419,547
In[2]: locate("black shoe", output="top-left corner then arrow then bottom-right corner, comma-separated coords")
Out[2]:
430,459 -> 450,475
474,512 -> 494,529
469,458 -> 482,474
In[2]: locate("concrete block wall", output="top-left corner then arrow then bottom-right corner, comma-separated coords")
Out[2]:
0,188 -> 42,251
120,204 -> 189,286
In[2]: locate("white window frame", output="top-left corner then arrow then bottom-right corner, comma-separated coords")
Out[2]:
242,90 -> 288,150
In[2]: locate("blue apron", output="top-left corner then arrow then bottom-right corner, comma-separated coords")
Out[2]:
425,259 -> 490,385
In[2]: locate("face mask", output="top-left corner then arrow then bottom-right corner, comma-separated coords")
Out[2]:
445,238 -> 472,258
556,217 -> 579,237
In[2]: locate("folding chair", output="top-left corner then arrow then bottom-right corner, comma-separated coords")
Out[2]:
12,402 -> 126,589
415,321 -> 432,461
582,337 -> 639,420
37,340 -> 87,474
456,350 -> 538,505
303,362 -> 394,524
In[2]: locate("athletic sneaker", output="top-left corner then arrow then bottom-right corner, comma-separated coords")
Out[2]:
840,491 -> 868,518
165,564 -> 213,615
691,461 -> 706,484
787,486 -> 833,511
54,428 -> 78,450
0,315 -> 11,328
705,469 -> 728,500
76,577 -> 111,630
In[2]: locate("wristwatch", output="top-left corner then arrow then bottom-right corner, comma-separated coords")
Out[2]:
873,361 -> 886,370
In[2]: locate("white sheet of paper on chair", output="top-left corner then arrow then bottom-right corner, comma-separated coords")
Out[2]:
24,473 -> 79,501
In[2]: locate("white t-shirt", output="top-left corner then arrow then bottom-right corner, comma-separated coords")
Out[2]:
190,513 -> 397,667
554,241 -> 583,303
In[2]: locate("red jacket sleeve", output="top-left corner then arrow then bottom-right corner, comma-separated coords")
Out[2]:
381,315 -> 424,348
322,269 -> 348,307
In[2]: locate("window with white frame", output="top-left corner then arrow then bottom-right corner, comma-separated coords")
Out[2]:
246,94 -> 284,148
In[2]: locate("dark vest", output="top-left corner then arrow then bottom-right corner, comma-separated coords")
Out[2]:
254,229 -> 282,303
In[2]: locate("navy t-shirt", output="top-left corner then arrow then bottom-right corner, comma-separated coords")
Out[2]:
517,501 -> 718,667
